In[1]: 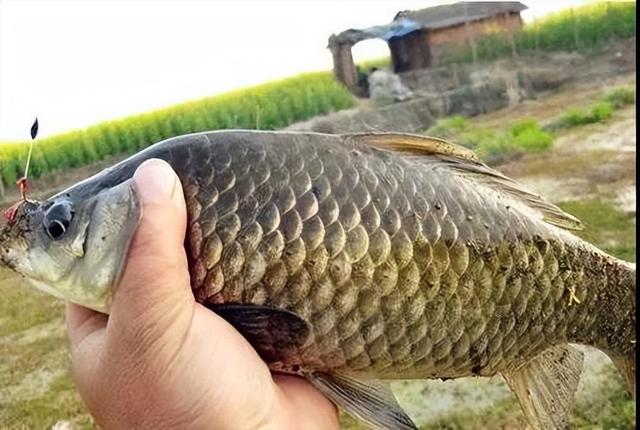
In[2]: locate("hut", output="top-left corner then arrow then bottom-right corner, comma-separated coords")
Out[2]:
328,1 -> 528,93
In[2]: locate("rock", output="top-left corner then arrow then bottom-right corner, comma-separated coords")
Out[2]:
368,69 -> 414,106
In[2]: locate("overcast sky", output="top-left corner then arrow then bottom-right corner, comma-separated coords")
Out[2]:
0,0 -> 588,140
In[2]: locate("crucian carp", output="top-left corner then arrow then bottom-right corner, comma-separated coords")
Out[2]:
0,131 -> 635,429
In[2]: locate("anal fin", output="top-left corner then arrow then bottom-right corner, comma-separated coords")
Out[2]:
307,372 -> 417,430
502,344 -> 584,430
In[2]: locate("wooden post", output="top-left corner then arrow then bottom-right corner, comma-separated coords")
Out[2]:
328,34 -> 358,94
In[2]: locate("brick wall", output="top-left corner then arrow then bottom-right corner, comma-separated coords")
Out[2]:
389,12 -> 524,71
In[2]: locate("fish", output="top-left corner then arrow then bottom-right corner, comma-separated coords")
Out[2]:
0,130 -> 635,429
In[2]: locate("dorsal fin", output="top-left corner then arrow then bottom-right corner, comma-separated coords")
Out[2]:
345,132 -> 583,231
345,132 -> 479,162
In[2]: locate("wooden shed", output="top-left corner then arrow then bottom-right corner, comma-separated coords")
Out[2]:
328,1 -> 528,93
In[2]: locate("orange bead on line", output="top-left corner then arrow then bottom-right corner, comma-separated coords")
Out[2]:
16,177 -> 29,200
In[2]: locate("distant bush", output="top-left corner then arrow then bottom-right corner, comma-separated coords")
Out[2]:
440,2 -> 636,64
0,72 -> 355,186
589,101 -> 614,122
510,120 -> 554,152
603,86 -> 635,108
427,117 -> 554,162
465,130 -> 514,160
425,115 -> 469,138
457,127 -> 495,149
561,100 -> 614,127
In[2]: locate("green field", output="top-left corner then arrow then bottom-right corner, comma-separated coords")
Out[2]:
0,72 -> 355,186
0,2 -> 635,189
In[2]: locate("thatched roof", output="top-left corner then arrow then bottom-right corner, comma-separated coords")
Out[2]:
330,1 -> 527,46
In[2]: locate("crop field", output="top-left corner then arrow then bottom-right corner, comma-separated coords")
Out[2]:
1,2 -> 634,190
0,72 -> 355,187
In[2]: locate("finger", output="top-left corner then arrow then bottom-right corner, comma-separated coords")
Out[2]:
274,374 -> 340,429
65,302 -> 107,351
110,159 -> 192,323
65,302 -> 107,400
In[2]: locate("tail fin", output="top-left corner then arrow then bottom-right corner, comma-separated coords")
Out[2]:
612,351 -> 636,399
610,260 -> 636,398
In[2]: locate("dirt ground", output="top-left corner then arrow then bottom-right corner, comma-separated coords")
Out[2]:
0,74 -> 636,429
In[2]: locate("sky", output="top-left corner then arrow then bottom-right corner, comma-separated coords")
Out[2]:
0,0 -> 589,140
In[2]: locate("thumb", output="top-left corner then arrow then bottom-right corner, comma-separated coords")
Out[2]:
109,158 -> 193,342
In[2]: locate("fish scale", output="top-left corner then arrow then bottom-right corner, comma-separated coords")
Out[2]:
158,132 -> 633,380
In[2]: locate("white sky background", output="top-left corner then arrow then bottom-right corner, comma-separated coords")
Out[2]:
0,0 -> 589,140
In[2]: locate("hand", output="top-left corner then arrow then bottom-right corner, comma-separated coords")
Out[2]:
66,159 -> 339,429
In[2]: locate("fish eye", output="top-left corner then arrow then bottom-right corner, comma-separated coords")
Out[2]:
43,201 -> 74,240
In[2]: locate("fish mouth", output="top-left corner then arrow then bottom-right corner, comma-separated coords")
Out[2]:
0,199 -> 40,271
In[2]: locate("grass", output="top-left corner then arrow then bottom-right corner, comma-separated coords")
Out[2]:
424,115 -> 469,138
560,101 -> 614,127
557,200 -> 636,262
426,84 -> 634,162
603,86 -> 636,108
0,71 -> 355,187
440,2 -> 636,64
571,363 -> 636,430
556,85 -> 634,129
1,371 -> 94,429
425,116 -> 553,162
0,273 -> 94,429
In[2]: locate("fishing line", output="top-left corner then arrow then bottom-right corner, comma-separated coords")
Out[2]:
18,118 -> 39,200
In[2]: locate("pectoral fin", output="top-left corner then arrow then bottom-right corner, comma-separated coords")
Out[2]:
307,372 -> 417,430
210,304 -> 311,364
502,344 -> 584,430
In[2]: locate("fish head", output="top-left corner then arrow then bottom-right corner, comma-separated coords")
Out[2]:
0,179 -> 140,313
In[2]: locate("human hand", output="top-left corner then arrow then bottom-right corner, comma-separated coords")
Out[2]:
66,159 -> 340,429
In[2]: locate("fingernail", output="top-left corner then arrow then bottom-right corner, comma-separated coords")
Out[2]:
133,159 -> 177,203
